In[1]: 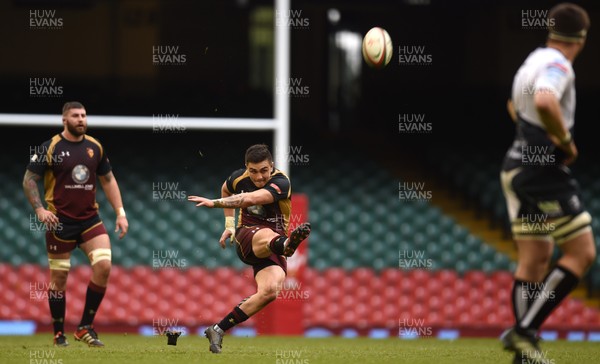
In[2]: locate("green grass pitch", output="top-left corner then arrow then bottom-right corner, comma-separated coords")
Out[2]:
2,334 -> 599,364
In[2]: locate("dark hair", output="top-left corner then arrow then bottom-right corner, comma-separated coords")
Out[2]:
62,101 -> 85,115
245,144 -> 272,164
548,2 -> 590,41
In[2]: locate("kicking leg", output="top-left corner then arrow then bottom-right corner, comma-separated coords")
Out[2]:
205,265 -> 285,353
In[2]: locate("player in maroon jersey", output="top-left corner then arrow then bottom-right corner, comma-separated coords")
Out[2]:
23,101 -> 129,347
188,144 -> 310,353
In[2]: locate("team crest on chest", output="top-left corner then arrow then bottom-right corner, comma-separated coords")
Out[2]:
86,147 -> 94,158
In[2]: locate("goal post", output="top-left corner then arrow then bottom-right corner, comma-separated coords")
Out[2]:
0,0 -> 292,176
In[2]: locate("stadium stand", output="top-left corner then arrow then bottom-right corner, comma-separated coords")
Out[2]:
424,147 -> 600,296
2,136 -> 599,338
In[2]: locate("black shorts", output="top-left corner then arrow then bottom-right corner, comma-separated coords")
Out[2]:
46,214 -> 107,254
234,226 -> 287,277
510,166 -> 585,218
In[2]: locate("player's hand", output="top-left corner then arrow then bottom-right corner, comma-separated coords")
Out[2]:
218,229 -> 234,249
549,134 -> 578,166
560,141 -> 578,166
36,207 -> 60,230
188,195 -> 214,208
115,215 -> 129,239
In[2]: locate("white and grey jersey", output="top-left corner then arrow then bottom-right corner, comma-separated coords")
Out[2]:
511,46 -> 575,129
503,47 -> 576,171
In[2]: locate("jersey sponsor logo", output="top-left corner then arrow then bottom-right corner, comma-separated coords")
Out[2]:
65,184 -> 93,190
247,204 -> 266,217
537,200 -> 563,217
86,147 -> 94,158
71,164 -> 90,184
547,62 -> 568,74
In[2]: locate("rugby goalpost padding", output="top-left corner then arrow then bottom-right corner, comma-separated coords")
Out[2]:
254,193 -> 309,336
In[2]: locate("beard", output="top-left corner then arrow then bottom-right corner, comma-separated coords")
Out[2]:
66,122 -> 87,137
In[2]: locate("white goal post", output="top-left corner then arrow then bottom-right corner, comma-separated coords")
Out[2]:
0,0 -> 291,175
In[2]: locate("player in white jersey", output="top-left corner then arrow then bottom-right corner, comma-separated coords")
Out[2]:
499,3 -> 595,364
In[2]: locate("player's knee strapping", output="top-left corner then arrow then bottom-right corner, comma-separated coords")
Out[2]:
88,248 -> 112,265
48,258 -> 71,271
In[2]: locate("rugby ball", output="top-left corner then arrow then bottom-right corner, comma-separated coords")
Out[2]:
362,27 -> 393,69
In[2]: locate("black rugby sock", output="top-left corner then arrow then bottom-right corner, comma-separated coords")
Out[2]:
511,279 -> 539,327
79,281 -> 106,327
49,290 -> 66,334
216,306 -> 249,332
517,265 -> 579,335
268,236 -> 287,255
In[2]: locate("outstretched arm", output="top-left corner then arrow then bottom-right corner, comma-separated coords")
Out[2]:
23,169 -> 59,227
188,184 -> 275,248
188,188 -> 274,209
99,171 -> 129,239
220,182 -> 235,248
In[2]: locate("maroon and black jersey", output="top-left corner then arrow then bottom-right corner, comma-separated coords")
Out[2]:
225,168 -> 292,235
27,134 -> 112,220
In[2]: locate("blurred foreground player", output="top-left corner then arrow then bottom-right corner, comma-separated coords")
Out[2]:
500,3 -> 595,363
188,144 -> 310,353
23,101 -> 129,347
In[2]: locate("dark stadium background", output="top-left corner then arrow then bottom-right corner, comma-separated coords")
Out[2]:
1,0 -> 600,344
3,1 -> 599,151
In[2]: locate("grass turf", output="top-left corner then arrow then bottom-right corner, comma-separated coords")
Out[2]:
1,334 -> 599,364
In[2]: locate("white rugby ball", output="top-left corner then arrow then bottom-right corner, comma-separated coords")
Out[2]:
362,27 -> 393,69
